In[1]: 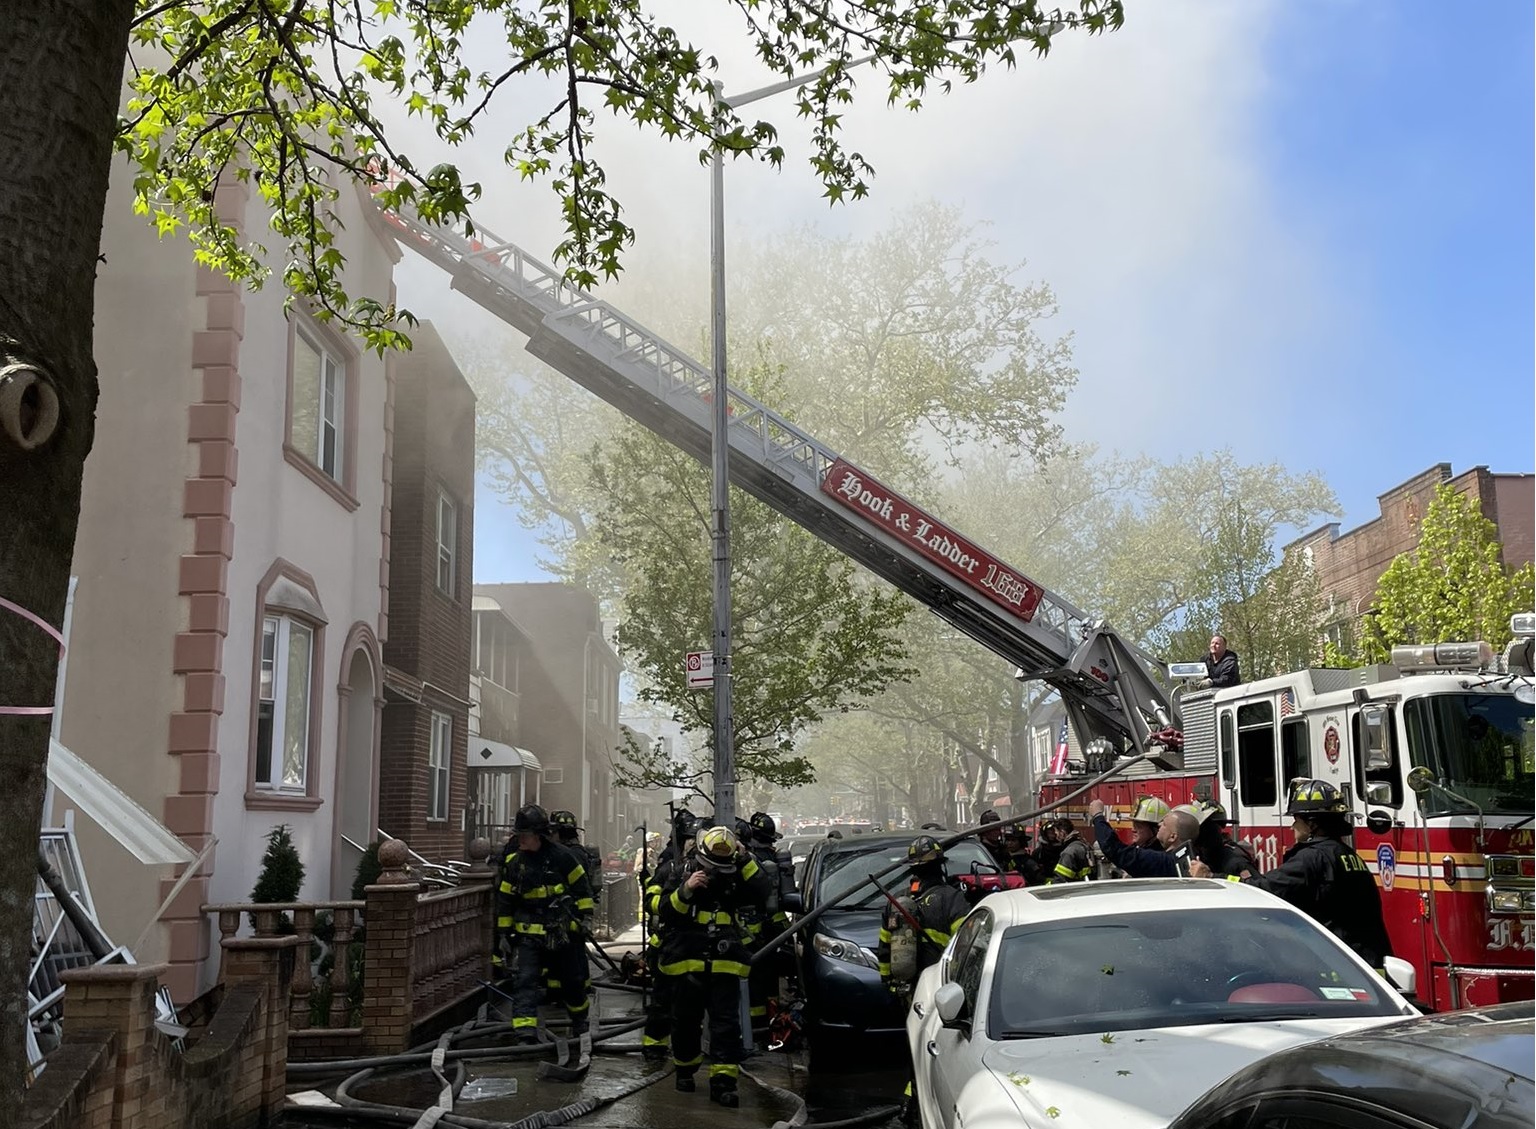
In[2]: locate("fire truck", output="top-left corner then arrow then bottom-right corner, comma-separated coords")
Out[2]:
377,200 -> 1533,1014
1042,631 -> 1536,1011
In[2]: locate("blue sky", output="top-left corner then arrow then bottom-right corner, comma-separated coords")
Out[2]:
389,1 -> 1535,587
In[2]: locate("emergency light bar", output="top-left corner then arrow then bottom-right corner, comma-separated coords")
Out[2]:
1169,662 -> 1208,679
1391,641 -> 1493,673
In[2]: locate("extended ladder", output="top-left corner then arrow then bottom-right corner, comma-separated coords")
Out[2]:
383,210 -> 1180,767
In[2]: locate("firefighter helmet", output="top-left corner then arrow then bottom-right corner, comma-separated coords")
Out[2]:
1195,801 -> 1230,826
697,826 -> 741,873
514,804 -> 551,835
749,811 -> 778,841
1130,797 -> 1170,825
978,809 -> 1002,825
907,835 -> 944,866
1286,779 -> 1348,816
550,809 -> 580,832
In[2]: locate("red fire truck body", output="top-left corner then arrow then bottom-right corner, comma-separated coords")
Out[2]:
1040,654 -> 1535,1011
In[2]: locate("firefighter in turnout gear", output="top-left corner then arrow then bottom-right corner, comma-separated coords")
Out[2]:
659,825 -> 773,1107
742,811 -> 793,1033
1196,779 -> 1394,972
1191,801 -> 1261,878
1089,799 -> 1200,878
1089,796 -> 1168,879
494,804 -> 597,1041
548,810 -> 597,1008
638,810 -> 696,1061
1048,817 -> 1093,883
877,835 -> 972,1128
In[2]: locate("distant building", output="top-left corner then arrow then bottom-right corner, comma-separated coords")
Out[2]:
1286,464 -> 1534,651
466,594 -> 542,845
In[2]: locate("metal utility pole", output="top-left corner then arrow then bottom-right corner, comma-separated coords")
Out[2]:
707,58 -> 876,829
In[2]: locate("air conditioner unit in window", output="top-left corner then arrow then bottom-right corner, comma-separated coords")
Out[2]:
544,768 -> 564,784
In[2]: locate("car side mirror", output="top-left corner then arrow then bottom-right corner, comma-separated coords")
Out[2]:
1364,780 -> 1393,806
934,981 -> 967,1028
1383,955 -> 1416,997
1365,809 -> 1394,835
1406,766 -> 1435,794
781,893 -> 803,914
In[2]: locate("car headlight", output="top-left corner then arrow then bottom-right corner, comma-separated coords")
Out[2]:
812,933 -> 880,969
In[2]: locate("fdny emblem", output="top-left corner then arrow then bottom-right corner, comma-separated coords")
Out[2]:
1376,843 -> 1396,891
1324,725 -> 1341,765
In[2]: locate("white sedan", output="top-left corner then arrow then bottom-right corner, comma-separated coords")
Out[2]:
907,879 -> 1419,1129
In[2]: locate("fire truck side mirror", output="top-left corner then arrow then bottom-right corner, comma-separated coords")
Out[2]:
1365,810 -> 1393,835
1361,706 -> 1393,770
1406,766 -> 1435,794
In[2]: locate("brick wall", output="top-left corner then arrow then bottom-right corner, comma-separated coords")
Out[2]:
379,324 -> 475,860
1289,464 -> 1535,630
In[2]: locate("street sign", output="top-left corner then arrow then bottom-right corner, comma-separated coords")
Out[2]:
685,650 -> 714,691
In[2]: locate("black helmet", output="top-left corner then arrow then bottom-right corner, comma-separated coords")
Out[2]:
673,809 -> 698,836
734,817 -> 754,843
514,804 -> 551,835
696,826 -> 741,873
1286,779 -> 1348,817
978,810 -> 1001,825
749,811 -> 778,841
908,835 -> 944,866
551,809 -> 580,832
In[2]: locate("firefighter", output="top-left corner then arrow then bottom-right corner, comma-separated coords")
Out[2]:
1088,796 -> 1168,878
659,825 -> 773,1107
1088,799 -> 1199,878
1191,801 -> 1261,878
1047,817 -> 1093,883
548,810 -> 597,1008
875,835 -> 972,1127
638,810 -> 696,1061
494,804 -> 597,1041
1196,779 -> 1393,972
977,810 -> 1019,874
743,811 -> 793,1034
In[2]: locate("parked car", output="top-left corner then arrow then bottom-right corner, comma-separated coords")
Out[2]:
1168,1000 -> 1535,1129
907,879 -> 1419,1129
797,832 -> 996,1059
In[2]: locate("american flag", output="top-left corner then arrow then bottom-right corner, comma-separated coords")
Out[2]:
1279,688 -> 1297,717
1049,720 -> 1070,776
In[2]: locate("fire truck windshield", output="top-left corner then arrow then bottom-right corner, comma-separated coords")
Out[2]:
1405,692 -> 1535,816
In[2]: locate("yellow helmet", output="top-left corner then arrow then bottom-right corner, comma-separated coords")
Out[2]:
696,826 -> 741,873
1130,797 -> 1170,825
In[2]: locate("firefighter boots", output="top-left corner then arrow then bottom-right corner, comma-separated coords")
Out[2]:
675,1072 -> 696,1093
709,1076 -> 739,1108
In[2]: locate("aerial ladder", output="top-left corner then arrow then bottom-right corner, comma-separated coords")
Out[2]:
382,208 -> 1183,769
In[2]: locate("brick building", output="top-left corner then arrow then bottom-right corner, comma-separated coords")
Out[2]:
473,583 -> 625,857
378,324 -> 477,862
1286,463 -> 1534,650
466,594 -> 543,845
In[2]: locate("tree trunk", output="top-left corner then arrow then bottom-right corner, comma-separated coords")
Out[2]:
0,1 -> 133,1114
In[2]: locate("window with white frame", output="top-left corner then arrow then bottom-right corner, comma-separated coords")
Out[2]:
292,330 -> 345,481
436,492 -> 456,595
255,615 -> 314,791
428,711 -> 452,821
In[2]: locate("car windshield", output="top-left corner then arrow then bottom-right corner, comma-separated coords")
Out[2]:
816,840 -> 992,910
988,907 -> 1403,1039
1405,693 -> 1535,816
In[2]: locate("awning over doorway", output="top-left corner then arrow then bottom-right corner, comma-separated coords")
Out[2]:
469,736 -> 542,771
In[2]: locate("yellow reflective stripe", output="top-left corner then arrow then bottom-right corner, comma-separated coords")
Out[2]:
923,929 -> 950,948
749,1005 -> 768,1017
496,916 -> 513,928
877,962 -> 891,976
641,1035 -> 671,1047
674,1054 -> 703,1067
568,999 -> 590,1014
709,1064 -> 740,1078
514,922 -> 547,935
877,928 -> 892,944
568,865 -> 586,885
574,897 -> 595,911
670,890 -> 689,914
948,916 -> 968,935
714,960 -> 751,976
659,959 -> 707,975
547,979 -> 562,988
511,1017 -> 537,1029
742,860 -> 760,880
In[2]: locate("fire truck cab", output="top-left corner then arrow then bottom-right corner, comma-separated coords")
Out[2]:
1046,626 -> 1535,1012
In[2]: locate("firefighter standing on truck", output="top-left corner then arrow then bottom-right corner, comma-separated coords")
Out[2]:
877,835 -> 972,1127
494,804 -> 596,1041
1194,779 -> 1393,972
659,824 -> 773,1108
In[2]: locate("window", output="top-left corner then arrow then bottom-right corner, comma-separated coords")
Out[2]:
436,492 -> 456,595
1220,711 -> 1236,786
1237,701 -> 1277,808
255,615 -> 314,792
292,331 -> 345,481
1282,719 -> 1310,784
428,711 -> 452,821
948,910 -> 992,1017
